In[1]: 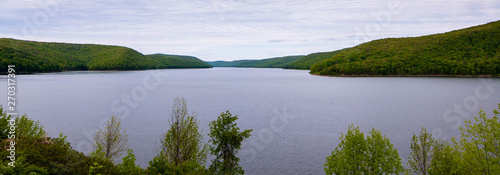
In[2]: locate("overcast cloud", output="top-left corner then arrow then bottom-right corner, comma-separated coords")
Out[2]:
1,0 -> 499,61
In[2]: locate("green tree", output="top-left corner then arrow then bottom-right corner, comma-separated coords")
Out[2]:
92,115 -> 129,163
117,149 -> 144,175
427,140 -> 460,175
324,124 -> 367,174
324,124 -> 405,175
208,111 -> 252,175
147,97 -> 208,174
0,106 -> 46,140
452,105 -> 500,174
408,127 -> 436,174
0,108 -> 119,174
15,114 -> 47,139
365,128 -> 405,174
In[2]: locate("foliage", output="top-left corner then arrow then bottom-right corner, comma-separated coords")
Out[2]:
324,124 -> 405,175
146,54 -> 212,69
0,106 -> 47,140
0,38 -> 211,73
427,140 -> 460,175
147,156 -> 207,175
311,20 -> 500,76
117,149 -> 144,175
208,55 -> 304,68
89,162 -> 104,175
235,55 -> 304,68
0,140 -> 120,174
92,115 -> 129,163
206,60 -> 256,67
415,104 -> 500,174
147,97 -> 208,174
452,104 -> 500,174
284,50 -> 343,70
208,111 -> 252,175
408,127 -> 436,174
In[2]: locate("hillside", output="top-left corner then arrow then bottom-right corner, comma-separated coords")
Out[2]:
208,55 -> 304,68
0,38 -> 210,73
207,60 -> 256,67
310,20 -> 500,76
283,50 -> 343,70
146,54 -> 212,68
235,55 -> 304,68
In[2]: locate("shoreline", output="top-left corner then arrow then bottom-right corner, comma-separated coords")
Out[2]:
0,67 -> 213,75
310,73 -> 500,78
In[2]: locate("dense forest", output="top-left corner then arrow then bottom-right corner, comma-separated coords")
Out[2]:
207,60 -> 256,67
235,55 -> 304,68
0,97 -> 252,175
309,20 -> 500,76
283,50 -> 343,70
207,55 -> 304,68
0,38 -> 211,74
146,54 -> 213,69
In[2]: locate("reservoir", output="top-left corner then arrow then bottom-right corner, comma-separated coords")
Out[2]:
1,68 -> 499,174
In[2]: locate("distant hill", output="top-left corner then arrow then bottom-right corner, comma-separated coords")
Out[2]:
146,54 -> 212,68
207,60 -> 256,67
0,38 -> 210,73
310,20 -> 500,76
283,50 -> 343,70
208,55 -> 304,68
236,55 -> 304,68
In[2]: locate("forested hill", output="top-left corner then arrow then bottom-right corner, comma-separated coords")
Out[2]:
146,54 -> 212,68
310,20 -> 500,76
283,50 -> 343,70
0,38 -> 211,73
208,55 -> 304,68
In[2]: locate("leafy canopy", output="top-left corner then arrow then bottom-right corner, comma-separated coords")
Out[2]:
147,97 -> 208,175
208,111 -> 252,175
324,124 -> 405,175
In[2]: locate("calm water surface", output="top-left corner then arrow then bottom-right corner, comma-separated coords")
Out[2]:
1,68 -> 499,174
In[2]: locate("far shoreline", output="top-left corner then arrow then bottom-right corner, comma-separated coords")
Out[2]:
0,67 -> 213,75
310,73 -> 500,78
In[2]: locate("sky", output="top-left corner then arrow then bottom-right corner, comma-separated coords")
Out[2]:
1,0 -> 499,61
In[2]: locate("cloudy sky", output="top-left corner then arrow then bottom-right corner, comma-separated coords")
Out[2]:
1,0 -> 499,61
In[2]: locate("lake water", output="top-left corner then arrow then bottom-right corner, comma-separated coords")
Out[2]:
1,68 -> 499,174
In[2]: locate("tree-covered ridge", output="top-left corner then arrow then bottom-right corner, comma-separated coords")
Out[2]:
207,55 -> 304,68
235,55 -> 304,68
207,60 -> 255,67
310,20 -> 500,76
283,50 -> 343,70
0,38 -> 211,73
146,54 -> 212,69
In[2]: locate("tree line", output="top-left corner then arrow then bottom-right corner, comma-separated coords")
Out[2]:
0,38 -> 212,74
324,103 -> 500,174
0,97 -> 251,174
207,55 -> 304,68
310,20 -> 500,76
1,100 -> 499,174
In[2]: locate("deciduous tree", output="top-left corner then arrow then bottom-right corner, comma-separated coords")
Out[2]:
92,115 -> 129,163
324,124 -> 405,175
148,97 -> 208,174
408,127 -> 435,174
208,111 -> 252,175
